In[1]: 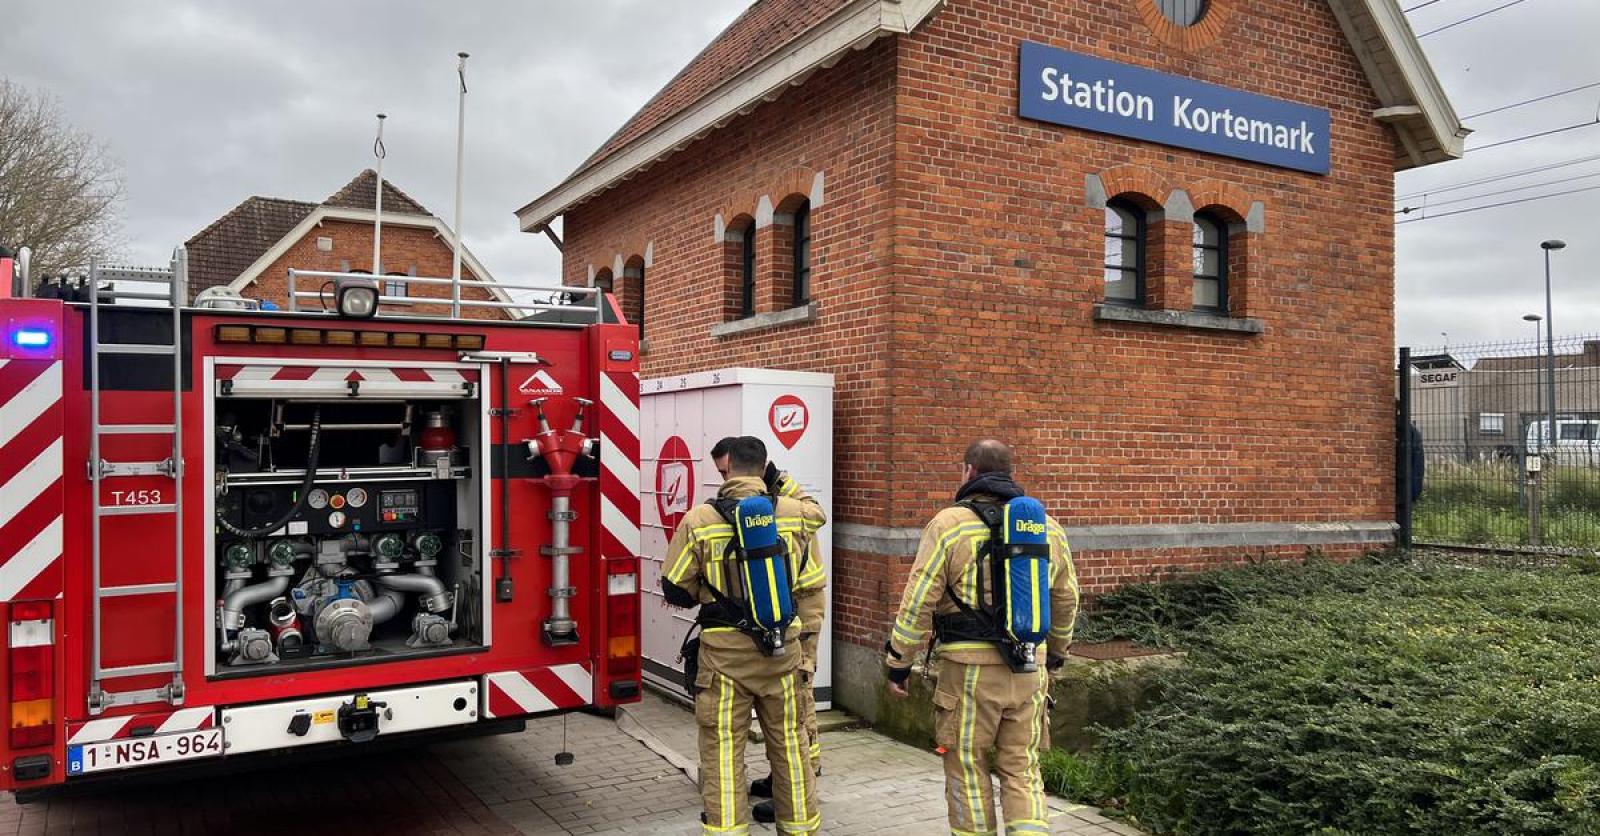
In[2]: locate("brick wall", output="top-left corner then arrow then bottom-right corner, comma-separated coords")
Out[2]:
560,0 -> 1402,653
249,219 -> 507,320
563,40 -> 902,524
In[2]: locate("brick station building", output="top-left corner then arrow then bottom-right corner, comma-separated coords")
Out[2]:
518,0 -> 1465,715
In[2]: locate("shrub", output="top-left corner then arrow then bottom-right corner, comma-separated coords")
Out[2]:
1040,747 -> 1137,811
1547,469 -> 1600,513
1095,562 -> 1600,835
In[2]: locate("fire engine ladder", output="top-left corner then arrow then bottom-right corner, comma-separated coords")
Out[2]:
85,249 -> 189,714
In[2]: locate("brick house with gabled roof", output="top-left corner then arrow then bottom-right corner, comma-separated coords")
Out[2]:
519,0 -> 1467,717
187,170 -> 513,318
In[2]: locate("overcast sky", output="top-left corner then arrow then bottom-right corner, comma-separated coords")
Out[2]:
4,0 -> 1596,353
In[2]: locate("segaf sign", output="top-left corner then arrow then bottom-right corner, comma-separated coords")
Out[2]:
1018,41 -> 1331,175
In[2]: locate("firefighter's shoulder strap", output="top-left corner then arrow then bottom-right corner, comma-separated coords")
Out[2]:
944,499 -> 1003,616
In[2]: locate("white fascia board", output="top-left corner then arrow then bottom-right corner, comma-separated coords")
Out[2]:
229,207 -> 519,311
1331,0 -> 1467,169
516,0 -> 945,232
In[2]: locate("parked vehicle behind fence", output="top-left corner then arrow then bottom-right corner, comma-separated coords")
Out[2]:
1525,418 -> 1600,466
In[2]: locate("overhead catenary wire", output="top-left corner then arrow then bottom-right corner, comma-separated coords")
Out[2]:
1396,183 -> 1600,224
1462,80 -> 1600,120
1418,0 -> 1530,37
1396,170 -> 1600,214
1403,0 -> 1446,11
1468,119 -> 1600,153
1397,152 -> 1600,200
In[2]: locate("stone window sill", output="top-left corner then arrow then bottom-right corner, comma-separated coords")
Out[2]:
1093,303 -> 1264,334
710,302 -> 819,339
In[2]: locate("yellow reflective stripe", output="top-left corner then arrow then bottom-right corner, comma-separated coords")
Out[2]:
717,674 -> 735,826
950,830 -> 997,836
703,627 -> 740,634
938,641 -> 994,652
776,813 -> 820,834
894,523 -> 986,637
781,673 -> 806,826
1007,821 -> 1049,834
1029,558 -> 1042,634
702,823 -> 750,836
1027,668 -> 1046,821
892,622 -> 923,644
958,664 -> 986,832
959,530 -> 988,608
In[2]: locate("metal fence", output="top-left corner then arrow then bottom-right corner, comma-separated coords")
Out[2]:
1402,334 -> 1600,552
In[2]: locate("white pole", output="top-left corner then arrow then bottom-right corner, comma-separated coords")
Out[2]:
451,53 -> 469,318
373,113 -> 387,275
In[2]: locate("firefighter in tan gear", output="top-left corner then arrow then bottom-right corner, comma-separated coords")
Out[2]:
664,436 -> 826,835
885,440 -> 1079,836
709,437 -> 825,823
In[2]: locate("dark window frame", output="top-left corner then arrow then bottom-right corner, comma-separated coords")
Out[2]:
740,224 -> 757,318
1103,199 -> 1146,307
1192,212 -> 1228,314
634,264 -> 646,338
383,271 -> 409,299
1155,0 -> 1208,26
792,201 -> 812,307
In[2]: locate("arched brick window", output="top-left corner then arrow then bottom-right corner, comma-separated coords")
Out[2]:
1192,212 -> 1227,312
622,256 -> 645,338
721,216 -> 757,320
792,200 -> 812,306
1103,198 -> 1148,306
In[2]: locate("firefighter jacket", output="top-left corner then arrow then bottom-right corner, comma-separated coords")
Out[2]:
885,490 -> 1079,669
662,476 -> 827,661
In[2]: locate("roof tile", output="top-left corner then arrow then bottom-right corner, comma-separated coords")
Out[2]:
578,0 -> 851,173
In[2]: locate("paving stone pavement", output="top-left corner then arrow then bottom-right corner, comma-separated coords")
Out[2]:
0,692 -> 1142,835
436,691 -> 1145,836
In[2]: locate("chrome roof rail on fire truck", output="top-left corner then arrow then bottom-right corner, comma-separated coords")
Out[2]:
86,246 -> 189,713
284,269 -> 606,326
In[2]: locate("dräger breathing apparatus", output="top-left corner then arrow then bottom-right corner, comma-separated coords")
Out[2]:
935,496 -> 1054,673
698,495 -> 798,657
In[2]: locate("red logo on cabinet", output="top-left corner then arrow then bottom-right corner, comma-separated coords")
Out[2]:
655,436 -> 695,531
769,395 -> 809,450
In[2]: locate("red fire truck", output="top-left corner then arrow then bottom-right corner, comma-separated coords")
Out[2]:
0,249 -> 642,792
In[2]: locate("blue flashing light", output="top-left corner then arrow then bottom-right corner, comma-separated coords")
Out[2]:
12,328 -> 51,349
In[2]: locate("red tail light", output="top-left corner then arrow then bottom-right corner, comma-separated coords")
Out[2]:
605,559 -> 639,676
9,602 -> 54,749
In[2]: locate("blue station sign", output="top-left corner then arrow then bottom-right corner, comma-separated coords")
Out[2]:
1018,41 -> 1332,175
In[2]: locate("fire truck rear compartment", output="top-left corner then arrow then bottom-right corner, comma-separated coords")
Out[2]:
212,395 -> 484,676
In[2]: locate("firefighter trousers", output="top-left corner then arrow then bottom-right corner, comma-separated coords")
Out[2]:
932,657 -> 1051,836
695,663 -> 820,835
799,631 -> 820,774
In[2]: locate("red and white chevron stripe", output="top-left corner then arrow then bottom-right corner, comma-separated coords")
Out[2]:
66,707 -> 215,745
0,358 -> 65,602
483,665 -> 593,718
215,365 -> 477,384
597,371 -> 641,566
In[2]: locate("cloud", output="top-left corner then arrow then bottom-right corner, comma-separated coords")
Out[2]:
2,0 -> 1593,353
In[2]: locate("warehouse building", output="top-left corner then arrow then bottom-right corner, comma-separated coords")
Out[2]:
518,0 -> 1465,716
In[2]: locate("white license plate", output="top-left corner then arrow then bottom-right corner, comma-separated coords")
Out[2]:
67,729 -> 223,775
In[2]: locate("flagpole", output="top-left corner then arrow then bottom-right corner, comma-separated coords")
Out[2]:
372,113 -> 387,275
451,52 -> 469,318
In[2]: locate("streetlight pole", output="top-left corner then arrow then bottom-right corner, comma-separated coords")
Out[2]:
1542,240 -> 1566,461
1524,312 -> 1544,545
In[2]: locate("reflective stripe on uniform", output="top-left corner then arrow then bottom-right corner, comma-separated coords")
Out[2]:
1027,668 -> 1047,822
957,664 -> 986,832
1007,820 -> 1050,834
701,823 -> 750,836
893,522 -> 987,643
951,829 -> 997,836
781,673 -> 806,827
717,674 -> 736,825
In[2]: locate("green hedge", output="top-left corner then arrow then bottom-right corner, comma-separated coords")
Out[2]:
1071,558 -> 1600,835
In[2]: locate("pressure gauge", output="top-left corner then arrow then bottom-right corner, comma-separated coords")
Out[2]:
307,489 -> 329,510
346,488 -> 368,509
328,511 -> 347,529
